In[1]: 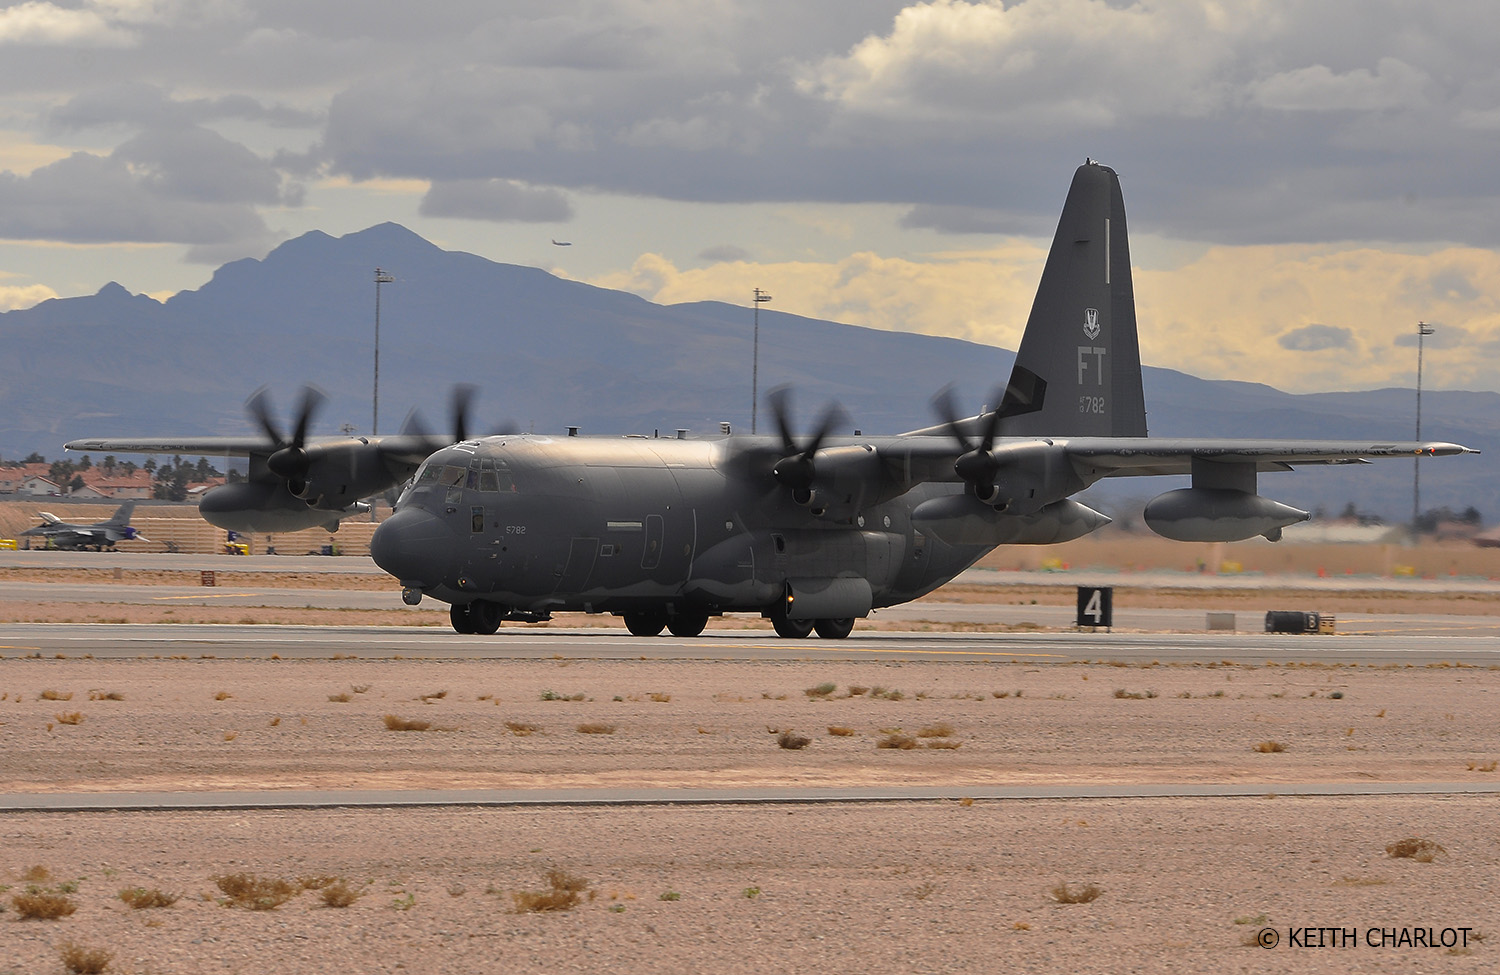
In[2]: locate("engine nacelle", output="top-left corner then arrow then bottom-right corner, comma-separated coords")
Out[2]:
911,495 -> 1111,546
295,445 -> 397,511
1144,488 -> 1308,542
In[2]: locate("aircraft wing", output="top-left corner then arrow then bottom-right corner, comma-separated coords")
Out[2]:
877,436 -> 1476,486
65,436 -> 312,456
1058,438 -> 1479,477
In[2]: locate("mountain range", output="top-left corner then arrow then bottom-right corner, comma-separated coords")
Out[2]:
1,223 -> 1492,523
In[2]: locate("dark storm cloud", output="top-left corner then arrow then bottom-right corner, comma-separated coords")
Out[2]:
313,1 -> 1500,246
1278,324 -> 1354,352
698,244 -> 752,264
0,150 -> 272,246
48,83 -> 322,131
419,179 -> 573,223
7,1 -> 1500,251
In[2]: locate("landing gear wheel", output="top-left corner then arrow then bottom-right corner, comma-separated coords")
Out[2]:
666,612 -> 709,638
469,600 -> 504,635
772,615 -> 814,639
624,611 -> 668,637
814,617 -> 855,640
449,602 -> 477,634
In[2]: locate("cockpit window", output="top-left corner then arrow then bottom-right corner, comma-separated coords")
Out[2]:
439,466 -> 466,487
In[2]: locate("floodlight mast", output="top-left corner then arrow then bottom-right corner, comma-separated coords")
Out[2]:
373,268 -> 395,436
752,287 -> 772,435
1412,321 -> 1435,532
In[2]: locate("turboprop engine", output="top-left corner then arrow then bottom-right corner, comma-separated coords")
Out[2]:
1143,488 -> 1308,542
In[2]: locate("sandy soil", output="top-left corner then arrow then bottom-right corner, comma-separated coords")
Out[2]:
3,657 -> 1498,973
3,556 -> 1497,974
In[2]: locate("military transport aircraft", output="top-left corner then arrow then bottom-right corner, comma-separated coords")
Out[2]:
68,162 -> 1476,638
20,501 -> 148,551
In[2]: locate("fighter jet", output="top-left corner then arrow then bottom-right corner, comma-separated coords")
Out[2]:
67,162 -> 1476,638
20,501 -> 148,551
364,162 -> 1475,637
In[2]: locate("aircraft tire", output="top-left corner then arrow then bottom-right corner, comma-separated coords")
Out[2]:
771,616 -> 814,639
666,613 -> 708,638
624,611 -> 668,637
449,602 -> 478,634
469,600 -> 504,635
813,618 -> 855,639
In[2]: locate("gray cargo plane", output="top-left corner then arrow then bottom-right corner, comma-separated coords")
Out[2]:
69,162 -> 1475,637
20,501 -> 148,550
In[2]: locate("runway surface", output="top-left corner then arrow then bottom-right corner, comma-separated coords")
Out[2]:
4,620 -> 1498,665
8,781 -> 1500,813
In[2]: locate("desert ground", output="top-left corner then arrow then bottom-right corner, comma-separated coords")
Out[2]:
2,530 -> 1498,974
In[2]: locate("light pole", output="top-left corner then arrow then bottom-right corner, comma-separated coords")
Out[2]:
1412,321 -> 1435,533
752,287 -> 772,434
373,267 -> 394,436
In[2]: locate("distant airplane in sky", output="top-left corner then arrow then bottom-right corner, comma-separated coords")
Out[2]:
20,501 -> 148,550
551,239 -> 572,246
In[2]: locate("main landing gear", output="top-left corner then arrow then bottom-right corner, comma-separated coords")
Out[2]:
621,611 -> 709,638
768,602 -> 854,640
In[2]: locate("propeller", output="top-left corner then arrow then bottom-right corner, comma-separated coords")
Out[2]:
402,384 -> 516,453
247,385 -> 325,491
931,384 -> 1007,500
768,387 -> 848,495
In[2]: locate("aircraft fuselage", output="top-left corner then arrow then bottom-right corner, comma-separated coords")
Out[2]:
371,435 -> 1000,627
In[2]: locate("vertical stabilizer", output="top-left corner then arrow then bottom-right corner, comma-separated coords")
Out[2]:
997,161 -> 1147,438
105,501 -> 136,526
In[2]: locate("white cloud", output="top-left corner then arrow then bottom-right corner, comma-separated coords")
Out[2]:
0,281 -> 58,310
0,1 -> 136,47
1248,57 -> 1431,112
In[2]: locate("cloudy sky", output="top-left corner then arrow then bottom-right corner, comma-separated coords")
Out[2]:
2,0 -> 1497,394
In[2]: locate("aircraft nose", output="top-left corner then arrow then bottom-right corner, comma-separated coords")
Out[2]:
370,506 -> 454,588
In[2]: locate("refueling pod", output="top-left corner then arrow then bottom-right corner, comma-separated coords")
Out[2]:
1143,488 -> 1308,542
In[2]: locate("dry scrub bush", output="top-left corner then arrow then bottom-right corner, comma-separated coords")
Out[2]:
419,690 -> 448,702
383,714 -> 431,732
118,887 -> 178,909
576,722 -> 617,735
213,873 -> 298,910
87,690 -> 124,701
1051,882 -> 1102,904
1113,689 -> 1157,699
39,689 -> 73,701
21,865 -> 51,882
827,725 -> 857,737
298,875 -> 339,890
1254,741 -> 1286,753
918,722 -> 955,738
58,942 -> 113,975
1467,760 -> 1497,772
54,711 -> 83,725
648,692 -> 671,702
924,739 -> 963,750
12,888 -> 78,919
778,732 -> 811,750
878,734 -> 918,750
805,682 -> 837,698
505,721 -> 540,736
511,869 -> 593,913
321,881 -> 362,908
328,692 -> 352,702
1386,837 -> 1446,862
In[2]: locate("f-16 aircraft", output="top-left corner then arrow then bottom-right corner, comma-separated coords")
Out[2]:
20,501 -> 148,551
68,162 -> 1475,638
